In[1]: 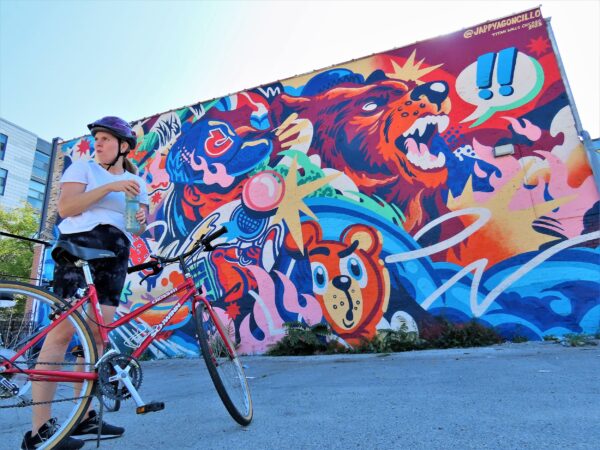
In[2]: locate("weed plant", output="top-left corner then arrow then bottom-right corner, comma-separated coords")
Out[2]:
266,322 -> 340,356
562,333 -> 598,347
267,318 -> 504,356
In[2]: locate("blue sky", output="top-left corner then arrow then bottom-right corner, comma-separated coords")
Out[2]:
0,0 -> 598,141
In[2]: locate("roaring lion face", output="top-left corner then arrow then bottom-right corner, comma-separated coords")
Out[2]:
322,80 -> 452,190
378,81 -> 451,182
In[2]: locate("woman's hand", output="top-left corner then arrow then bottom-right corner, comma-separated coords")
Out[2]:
135,208 -> 146,226
134,206 -> 148,235
108,180 -> 140,197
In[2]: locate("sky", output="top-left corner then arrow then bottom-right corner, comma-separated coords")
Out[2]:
0,0 -> 598,142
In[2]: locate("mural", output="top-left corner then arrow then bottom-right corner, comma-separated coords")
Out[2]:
47,8 -> 600,356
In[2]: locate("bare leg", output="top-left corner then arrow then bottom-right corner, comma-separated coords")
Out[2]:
31,318 -> 76,433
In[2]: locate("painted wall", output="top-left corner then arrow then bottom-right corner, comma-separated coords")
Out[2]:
45,8 -> 600,357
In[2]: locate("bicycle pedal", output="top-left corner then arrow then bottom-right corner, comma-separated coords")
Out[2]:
136,401 -> 165,414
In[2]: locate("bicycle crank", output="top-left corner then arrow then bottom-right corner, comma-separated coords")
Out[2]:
97,353 -> 142,401
97,352 -> 165,414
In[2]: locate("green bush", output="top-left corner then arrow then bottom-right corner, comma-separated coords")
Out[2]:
563,333 -> 598,347
353,325 -> 426,353
267,319 -> 504,356
428,319 -> 504,349
266,322 -> 338,356
543,335 -> 559,342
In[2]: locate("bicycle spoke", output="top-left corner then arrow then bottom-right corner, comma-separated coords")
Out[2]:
195,303 -> 252,425
1,281 -> 97,449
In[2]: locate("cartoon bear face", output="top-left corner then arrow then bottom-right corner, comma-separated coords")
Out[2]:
285,221 -> 390,343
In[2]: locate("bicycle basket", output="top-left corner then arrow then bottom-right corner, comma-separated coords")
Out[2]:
186,251 -> 219,302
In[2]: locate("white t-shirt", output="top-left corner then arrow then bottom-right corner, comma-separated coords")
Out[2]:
58,160 -> 149,242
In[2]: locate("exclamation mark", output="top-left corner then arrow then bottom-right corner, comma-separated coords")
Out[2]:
497,47 -> 518,96
476,52 -> 496,100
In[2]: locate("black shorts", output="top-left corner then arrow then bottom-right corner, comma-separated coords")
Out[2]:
53,225 -> 130,307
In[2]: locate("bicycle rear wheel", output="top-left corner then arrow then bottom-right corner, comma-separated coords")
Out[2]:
0,281 -> 98,449
194,302 -> 253,425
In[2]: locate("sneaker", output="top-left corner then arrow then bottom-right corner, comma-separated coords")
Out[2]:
71,410 -> 125,440
21,418 -> 85,449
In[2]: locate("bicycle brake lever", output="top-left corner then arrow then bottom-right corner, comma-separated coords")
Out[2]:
204,242 -> 227,252
139,264 -> 163,285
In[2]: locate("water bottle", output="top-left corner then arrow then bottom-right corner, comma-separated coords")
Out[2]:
125,195 -> 140,234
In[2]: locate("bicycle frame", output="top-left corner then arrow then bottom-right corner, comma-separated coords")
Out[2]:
2,273 -> 222,384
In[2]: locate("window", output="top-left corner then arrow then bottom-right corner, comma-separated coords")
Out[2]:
27,179 -> 46,211
31,150 -> 50,182
0,133 -> 7,160
0,168 -> 7,195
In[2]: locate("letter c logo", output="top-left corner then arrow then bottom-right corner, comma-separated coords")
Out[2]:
205,128 -> 234,157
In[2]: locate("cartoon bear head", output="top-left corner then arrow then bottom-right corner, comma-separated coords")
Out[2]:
284,221 -> 390,344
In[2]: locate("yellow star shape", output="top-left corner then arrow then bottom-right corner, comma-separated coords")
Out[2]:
385,50 -> 443,84
272,158 -> 340,253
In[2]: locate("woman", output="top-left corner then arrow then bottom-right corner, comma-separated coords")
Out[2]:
23,116 -> 149,450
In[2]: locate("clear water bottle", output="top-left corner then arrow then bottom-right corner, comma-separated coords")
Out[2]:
125,195 -> 140,234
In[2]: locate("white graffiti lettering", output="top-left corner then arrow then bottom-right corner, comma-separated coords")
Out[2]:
151,287 -> 178,305
150,302 -> 183,337
258,86 -> 282,98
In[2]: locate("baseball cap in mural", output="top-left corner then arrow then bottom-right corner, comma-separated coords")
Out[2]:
87,116 -> 137,150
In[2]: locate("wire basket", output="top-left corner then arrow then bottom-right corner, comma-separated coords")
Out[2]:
186,250 -> 220,302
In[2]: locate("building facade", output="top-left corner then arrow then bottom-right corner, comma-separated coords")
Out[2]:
0,118 -> 53,226
42,7 -> 599,357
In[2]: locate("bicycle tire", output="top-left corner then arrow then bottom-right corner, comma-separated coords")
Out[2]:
194,302 -> 253,426
0,281 -> 98,449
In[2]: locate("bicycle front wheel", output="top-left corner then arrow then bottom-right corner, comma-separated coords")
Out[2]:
0,281 -> 98,449
195,302 -> 253,426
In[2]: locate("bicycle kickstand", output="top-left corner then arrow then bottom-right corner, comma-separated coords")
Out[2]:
96,391 -> 104,448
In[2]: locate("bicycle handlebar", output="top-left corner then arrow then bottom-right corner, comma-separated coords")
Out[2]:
126,260 -> 157,274
127,226 -> 228,274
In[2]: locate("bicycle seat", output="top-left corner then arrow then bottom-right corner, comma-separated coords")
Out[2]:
51,240 -> 116,264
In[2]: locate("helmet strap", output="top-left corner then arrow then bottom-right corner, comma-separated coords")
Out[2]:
103,138 -> 126,171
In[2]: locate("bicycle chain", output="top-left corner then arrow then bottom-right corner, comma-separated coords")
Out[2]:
1,357 -> 144,409
0,393 -> 94,409
13,361 -> 95,366
0,360 -> 97,409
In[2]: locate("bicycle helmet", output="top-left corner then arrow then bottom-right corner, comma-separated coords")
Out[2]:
87,116 -> 137,169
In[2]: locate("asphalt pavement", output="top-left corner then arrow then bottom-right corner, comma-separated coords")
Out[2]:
3,341 -> 599,449
96,341 -> 599,450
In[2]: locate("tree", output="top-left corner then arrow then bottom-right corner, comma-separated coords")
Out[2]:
0,204 -> 41,317
0,203 -> 40,281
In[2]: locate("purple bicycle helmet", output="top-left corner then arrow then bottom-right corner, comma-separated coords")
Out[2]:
87,116 -> 137,150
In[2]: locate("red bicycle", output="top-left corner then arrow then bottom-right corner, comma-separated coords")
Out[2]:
0,227 -> 252,449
